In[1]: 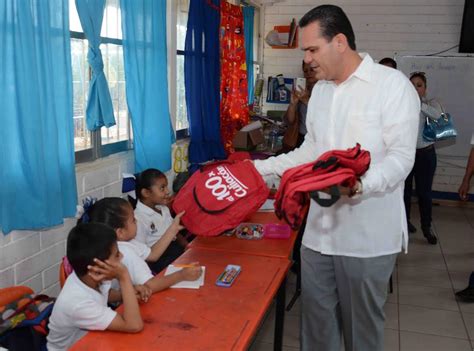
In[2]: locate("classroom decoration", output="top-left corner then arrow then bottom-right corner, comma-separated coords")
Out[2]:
274,144 -> 371,229
184,0 -> 226,165
243,6 -> 255,104
120,0 -> 174,172
75,0 -> 116,131
0,0 -> 77,233
219,1 -> 250,154
266,75 -> 293,104
172,160 -> 269,236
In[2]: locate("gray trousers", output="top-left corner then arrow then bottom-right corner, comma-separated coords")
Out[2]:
300,245 -> 397,351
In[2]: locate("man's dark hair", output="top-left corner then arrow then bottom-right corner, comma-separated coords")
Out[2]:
88,197 -> 130,230
379,57 -> 397,69
135,168 -> 166,201
299,5 -> 356,50
67,223 -> 117,276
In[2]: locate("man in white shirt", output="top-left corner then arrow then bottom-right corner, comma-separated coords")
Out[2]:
254,5 -> 419,350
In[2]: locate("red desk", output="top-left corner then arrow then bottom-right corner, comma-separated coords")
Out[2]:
72,248 -> 290,351
187,211 -> 297,259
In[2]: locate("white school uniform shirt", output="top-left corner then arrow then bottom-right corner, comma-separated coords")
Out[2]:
111,241 -> 154,290
135,200 -> 173,247
47,272 -> 116,351
125,238 -> 152,261
255,53 -> 420,258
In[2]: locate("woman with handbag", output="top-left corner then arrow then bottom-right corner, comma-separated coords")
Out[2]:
404,72 -> 444,245
281,61 -> 318,153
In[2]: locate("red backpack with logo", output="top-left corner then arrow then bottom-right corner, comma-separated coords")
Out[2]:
173,161 -> 269,236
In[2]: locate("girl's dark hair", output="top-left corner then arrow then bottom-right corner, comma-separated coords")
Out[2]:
410,71 -> 427,86
67,223 -> 117,276
80,197 -> 130,230
299,5 -> 356,50
135,168 -> 166,201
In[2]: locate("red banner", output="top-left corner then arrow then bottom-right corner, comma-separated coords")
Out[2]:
219,1 -> 249,153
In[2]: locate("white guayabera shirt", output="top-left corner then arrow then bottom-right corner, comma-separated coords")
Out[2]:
255,53 -> 420,258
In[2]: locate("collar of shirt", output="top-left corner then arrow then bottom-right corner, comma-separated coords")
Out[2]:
136,200 -> 159,217
323,53 -> 373,89
70,271 -> 111,298
343,53 -> 374,85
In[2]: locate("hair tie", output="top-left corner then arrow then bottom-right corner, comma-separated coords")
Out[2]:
76,196 -> 97,223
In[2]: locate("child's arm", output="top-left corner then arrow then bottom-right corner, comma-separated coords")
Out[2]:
175,232 -> 189,249
89,258 -> 143,333
146,212 -> 185,262
134,284 -> 152,303
108,289 -> 122,303
144,265 -> 202,293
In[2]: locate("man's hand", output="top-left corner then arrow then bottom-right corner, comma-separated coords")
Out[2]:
319,181 -> 362,197
87,258 -> 128,282
134,284 -> 152,303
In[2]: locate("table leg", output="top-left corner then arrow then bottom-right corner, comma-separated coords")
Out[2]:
286,267 -> 301,311
274,276 -> 286,351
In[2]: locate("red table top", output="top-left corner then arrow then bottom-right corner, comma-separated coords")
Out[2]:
187,211 -> 298,259
71,248 -> 291,351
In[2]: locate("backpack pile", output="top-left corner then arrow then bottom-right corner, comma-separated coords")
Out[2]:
274,143 -> 371,229
0,286 -> 55,351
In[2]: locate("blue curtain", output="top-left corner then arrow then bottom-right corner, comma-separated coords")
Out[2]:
185,0 -> 225,165
120,0 -> 174,172
75,0 -> 116,131
243,6 -> 255,105
0,0 -> 77,234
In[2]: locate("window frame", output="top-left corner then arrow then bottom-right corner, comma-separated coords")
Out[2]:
70,30 -> 132,163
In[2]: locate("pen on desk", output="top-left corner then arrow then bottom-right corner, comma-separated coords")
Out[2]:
173,264 -> 197,268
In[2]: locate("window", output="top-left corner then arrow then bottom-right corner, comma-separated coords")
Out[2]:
70,0 -> 132,163
176,0 -> 189,139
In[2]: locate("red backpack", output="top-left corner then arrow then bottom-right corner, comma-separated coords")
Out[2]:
173,161 -> 269,236
275,144 -> 371,229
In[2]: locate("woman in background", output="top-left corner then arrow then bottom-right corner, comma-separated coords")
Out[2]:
404,72 -> 443,245
281,61 -> 318,153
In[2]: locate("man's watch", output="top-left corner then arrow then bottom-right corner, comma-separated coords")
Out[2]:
349,180 -> 363,197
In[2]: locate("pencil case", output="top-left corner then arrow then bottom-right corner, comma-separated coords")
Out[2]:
263,223 -> 291,239
234,223 -> 264,240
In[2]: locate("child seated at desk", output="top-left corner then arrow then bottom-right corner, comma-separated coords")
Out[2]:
84,197 -> 201,293
134,169 -> 190,273
47,223 -> 143,351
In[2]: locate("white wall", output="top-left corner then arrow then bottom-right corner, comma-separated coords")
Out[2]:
261,0 -> 467,193
0,151 -> 135,296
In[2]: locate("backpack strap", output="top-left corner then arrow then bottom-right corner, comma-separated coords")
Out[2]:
309,185 -> 341,207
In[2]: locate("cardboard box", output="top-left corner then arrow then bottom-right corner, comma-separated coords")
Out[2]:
233,128 -> 265,150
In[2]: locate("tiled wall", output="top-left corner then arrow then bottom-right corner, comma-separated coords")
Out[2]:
0,151 -> 135,296
261,0 -> 467,193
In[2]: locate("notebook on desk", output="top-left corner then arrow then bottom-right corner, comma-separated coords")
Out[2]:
164,265 -> 206,289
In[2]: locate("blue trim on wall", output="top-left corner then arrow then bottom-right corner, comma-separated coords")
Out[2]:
432,190 -> 474,202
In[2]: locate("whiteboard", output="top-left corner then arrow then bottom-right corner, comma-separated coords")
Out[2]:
396,55 -> 474,158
